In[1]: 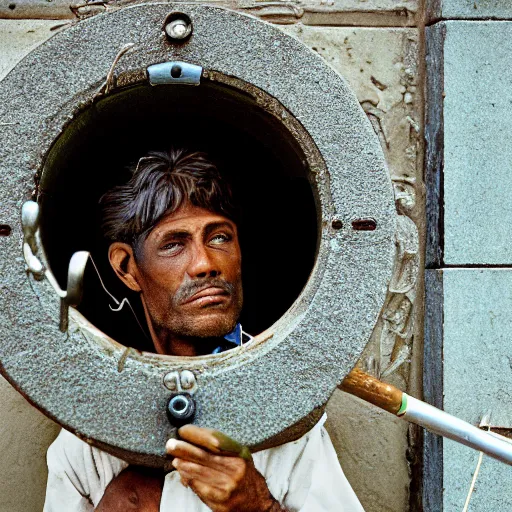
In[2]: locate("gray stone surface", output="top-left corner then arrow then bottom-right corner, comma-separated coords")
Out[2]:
0,3 -> 396,466
0,0 -> 75,18
0,0 -> 418,24
443,269 -> 512,510
284,26 -> 421,190
439,21 -> 512,265
243,0 -> 418,26
444,439 -> 512,512
444,269 -> 512,428
0,20 -> 64,512
428,0 -> 512,20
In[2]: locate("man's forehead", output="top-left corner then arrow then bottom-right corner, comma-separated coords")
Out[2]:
148,204 -> 236,239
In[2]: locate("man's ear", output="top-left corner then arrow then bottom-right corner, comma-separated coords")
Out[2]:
108,242 -> 142,292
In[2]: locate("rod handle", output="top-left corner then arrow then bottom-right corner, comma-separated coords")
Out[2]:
340,367 -> 403,415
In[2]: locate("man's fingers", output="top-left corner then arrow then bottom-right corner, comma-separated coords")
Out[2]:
166,439 -> 212,465
177,425 -> 252,461
172,459 -> 231,487
167,439 -> 248,477
179,475 -> 190,488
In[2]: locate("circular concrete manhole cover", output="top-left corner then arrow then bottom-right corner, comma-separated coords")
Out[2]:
0,3 -> 396,466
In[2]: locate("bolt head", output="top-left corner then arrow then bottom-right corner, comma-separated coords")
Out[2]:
163,372 -> 179,391
165,18 -> 192,41
180,370 -> 196,390
331,218 -> 343,230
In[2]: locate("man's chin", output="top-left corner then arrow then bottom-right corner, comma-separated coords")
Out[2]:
176,312 -> 238,339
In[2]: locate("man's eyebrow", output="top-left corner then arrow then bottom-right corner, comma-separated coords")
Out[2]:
157,230 -> 191,242
204,221 -> 235,237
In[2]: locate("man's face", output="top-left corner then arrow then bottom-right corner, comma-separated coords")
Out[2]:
132,203 -> 243,345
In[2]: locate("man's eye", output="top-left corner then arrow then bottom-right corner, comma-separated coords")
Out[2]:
160,242 -> 182,253
209,234 -> 231,245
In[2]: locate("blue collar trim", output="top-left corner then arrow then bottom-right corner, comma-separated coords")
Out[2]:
223,323 -> 243,346
211,323 -> 243,354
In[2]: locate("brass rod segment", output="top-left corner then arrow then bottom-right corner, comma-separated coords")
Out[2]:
340,367 -> 403,414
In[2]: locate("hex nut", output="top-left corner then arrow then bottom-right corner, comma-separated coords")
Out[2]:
165,16 -> 192,41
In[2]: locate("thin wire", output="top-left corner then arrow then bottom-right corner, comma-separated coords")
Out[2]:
462,427 -> 489,512
88,256 -> 120,306
88,255 -> 151,342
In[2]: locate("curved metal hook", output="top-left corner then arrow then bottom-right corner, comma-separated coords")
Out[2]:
21,201 -> 44,276
60,251 -> 90,332
21,201 -> 91,332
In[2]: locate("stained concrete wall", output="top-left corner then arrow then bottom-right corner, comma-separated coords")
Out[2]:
0,5 -> 424,512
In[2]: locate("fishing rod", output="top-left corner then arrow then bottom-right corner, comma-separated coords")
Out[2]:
340,367 -> 512,466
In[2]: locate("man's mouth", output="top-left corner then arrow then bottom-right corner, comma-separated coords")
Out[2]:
182,286 -> 230,307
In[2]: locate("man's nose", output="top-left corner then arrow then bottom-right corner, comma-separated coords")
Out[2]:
188,243 -> 220,279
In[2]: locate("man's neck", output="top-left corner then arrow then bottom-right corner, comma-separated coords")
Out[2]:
146,315 -> 219,356
147,321 -> 200,356
156,335 -> 199,357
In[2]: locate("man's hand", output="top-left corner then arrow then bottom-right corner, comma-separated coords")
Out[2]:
166,425 -> 286,512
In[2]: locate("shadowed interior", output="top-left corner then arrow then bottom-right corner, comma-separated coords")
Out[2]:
39,79 -> 318,352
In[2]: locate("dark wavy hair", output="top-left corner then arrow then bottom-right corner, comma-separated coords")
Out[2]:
99,148 -> 237,250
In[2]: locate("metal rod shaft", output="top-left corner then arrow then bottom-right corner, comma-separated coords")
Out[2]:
402,395 -> 512,466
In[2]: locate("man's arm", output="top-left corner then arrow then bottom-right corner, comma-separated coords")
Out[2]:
167,425 -> 290,512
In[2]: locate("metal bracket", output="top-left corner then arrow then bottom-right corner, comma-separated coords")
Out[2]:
163,369 -> 198,395
147,61 -> 202,86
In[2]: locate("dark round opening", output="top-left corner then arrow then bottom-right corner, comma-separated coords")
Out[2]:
172,397 -> 187,412
39,77 -> 318,353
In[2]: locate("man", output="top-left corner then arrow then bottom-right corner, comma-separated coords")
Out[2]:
44,149 -> 364,511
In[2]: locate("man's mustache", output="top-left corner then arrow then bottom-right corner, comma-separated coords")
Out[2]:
174,278 -> 235,305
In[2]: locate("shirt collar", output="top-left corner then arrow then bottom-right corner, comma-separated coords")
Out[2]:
223,323 -> 243,346
211,323 -> 243,354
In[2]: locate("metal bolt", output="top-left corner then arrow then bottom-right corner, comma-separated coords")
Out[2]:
167,393 -> 196,426
165,17 -> 192,41
180,370 -> 196,390
331,218 -> 343,230
163,372 -> 179,391
170,64 -> 182,78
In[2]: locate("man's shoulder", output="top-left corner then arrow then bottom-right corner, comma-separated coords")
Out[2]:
48,429 -> 89,465
47,429 -> 129,504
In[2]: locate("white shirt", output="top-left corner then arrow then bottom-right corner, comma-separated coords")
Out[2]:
43,414 -> 364,511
